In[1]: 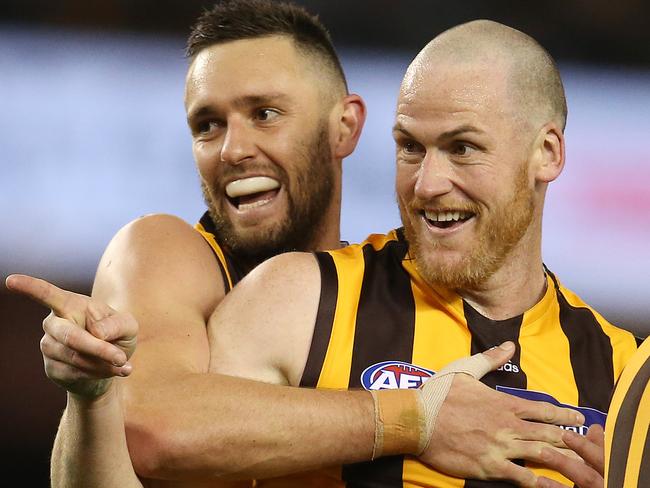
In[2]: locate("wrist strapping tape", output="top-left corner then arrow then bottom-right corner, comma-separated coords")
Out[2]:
371,352 -> 493,459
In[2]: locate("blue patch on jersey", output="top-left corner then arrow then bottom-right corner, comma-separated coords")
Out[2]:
496,385 -> 607,428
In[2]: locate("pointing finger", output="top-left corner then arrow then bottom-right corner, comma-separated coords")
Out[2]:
6,274 -> 85,320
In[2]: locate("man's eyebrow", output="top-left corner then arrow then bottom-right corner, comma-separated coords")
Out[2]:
187,105 -> 215,124
438,125 -> 485,139
233,93 -> 291,108
391,123 -> 412,137
187,93 -> 291,123
391,123 -> 485,139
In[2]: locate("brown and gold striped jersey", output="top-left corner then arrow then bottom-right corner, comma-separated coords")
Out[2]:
300,229 -> 637,488
605,336 -> 650,488
194,211 -> 248,292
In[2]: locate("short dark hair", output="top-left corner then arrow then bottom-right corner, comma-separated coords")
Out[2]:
186,0 -> 347,90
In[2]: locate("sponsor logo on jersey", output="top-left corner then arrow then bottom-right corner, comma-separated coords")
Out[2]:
496,385 -> 607,434
361,361 -> 434,390
497,360 -> 520,373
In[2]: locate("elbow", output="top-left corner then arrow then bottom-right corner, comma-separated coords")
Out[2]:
124,414 -> 236,480
125,416 -> 177,479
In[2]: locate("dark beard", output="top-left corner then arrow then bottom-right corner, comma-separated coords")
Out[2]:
204,123 -> 334,267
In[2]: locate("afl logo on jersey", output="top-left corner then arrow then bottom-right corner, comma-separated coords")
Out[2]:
361,361 -> 434,390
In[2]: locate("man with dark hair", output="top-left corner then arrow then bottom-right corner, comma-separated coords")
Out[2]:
9,0 -> 366,485
7,4 -> 602,488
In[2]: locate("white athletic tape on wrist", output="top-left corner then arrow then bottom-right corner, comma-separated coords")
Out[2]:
371,352 -> 492,458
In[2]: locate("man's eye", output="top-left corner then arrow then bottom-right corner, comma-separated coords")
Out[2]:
256,108 -> 280,121
402,141 -> 423,154
404,142 -> 416,153
452,143 -> 474,156
197,122 -> 212,133
195,120 -> 222,135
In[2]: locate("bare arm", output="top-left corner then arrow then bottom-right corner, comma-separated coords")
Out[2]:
10,215 -> 586,485
54,386 -> 143,488
89,215 -> 376,481
209,252 -> 587,486
5,274 -> 142,488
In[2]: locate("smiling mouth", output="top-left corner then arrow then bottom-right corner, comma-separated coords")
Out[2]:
422,209 -> 474,229
225,176 -> 281,211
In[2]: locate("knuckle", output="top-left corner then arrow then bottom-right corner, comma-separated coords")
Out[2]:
124,312 -> 138,331
39,335 -> 50,353
542,402 -> 556,422
91,319 -> 109,340
61,326 -> 73,348
42,312 -> 56,332
43,361 -> 55,378
67,348 -> 79,366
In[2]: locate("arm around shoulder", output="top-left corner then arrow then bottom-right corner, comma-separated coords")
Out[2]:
209,251 -> 323,386
89,214 -> 229,478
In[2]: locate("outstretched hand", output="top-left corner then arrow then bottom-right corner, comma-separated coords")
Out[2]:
418,342 -> 585,487
5,274 -> 138,398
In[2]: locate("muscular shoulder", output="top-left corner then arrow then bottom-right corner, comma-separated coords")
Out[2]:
92,213 -> 225,320
243,251 -> 321,294
105,213 -> 207,259
208,252 -> 322,386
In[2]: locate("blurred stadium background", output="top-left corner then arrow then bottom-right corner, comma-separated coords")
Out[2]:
1,0 -> 648,484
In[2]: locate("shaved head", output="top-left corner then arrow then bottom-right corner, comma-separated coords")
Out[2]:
403,20 -> 567,132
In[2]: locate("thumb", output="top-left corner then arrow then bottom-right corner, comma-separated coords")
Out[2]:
481,341 -> 516,372
432,341 -> 516,380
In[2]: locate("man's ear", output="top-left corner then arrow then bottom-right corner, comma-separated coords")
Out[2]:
332,94 -> 367,159
532,122 -> 565,183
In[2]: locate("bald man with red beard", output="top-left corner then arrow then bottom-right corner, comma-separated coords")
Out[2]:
5,9 -> 623,488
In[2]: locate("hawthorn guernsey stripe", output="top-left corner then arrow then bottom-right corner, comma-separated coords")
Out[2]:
464,306 -> 527,488
195,211 -> 248,291
551,272 -> 616,413
299,229 -> 638,488
301,252 -> 338,388
342,238 -> 414,487
606,337 -> 650,488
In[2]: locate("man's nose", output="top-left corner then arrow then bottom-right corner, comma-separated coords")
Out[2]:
413,150 -> 454,200
220,119 -> 256,165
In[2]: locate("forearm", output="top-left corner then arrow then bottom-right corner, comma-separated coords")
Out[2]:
51,383 -> 142,488
124,372 -> 375,480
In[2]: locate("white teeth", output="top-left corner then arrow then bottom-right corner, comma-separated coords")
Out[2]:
239,198 -> 273,211
225,176 -> 280,198
424,210 -> 471,222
